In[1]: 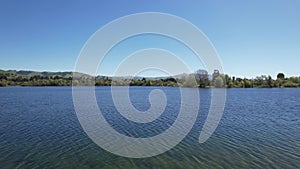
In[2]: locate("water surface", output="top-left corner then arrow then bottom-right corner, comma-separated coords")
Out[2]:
0,87 -> 299,168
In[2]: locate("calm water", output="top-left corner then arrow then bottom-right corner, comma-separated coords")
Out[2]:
0,87 -> 299,168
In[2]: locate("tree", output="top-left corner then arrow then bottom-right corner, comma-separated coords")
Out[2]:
182,75 -> 198,88
283,81 -> 298,88
277,73 -> 285,79
199,77 -> 210,88
0,74 -> 7,80
243,78 -> 252,88
225,74 -> 232,88
0,79 -> 7,87
266,75 -> 273,87
214,76 -> 224,88
212,69 -> 220,81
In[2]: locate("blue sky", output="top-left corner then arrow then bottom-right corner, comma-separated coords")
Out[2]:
0,0 -> 299,78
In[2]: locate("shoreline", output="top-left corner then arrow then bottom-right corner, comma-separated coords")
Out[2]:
0,85 -> 299,89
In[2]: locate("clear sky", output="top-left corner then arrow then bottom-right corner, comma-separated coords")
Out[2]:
1,0 -> 299,78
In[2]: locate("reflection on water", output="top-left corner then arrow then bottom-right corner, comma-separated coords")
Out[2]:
0,87 -> 299,168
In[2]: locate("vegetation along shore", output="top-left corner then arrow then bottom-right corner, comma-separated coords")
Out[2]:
0,69 -> 299,88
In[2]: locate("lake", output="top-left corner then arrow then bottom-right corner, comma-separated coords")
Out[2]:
0,87 -> 299,168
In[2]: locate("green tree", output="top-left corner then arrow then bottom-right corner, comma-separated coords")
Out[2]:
0,79 -> 7,87
267,75 -> 273,87
214,76 -> 224,88
243,78 -> 252,88
199,76 -> 210,88
277,73 -> 285,79
225,74 -> 232,88
182,75 -> 198,88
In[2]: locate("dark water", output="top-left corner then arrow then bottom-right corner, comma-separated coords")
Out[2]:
0,87 -> 299,168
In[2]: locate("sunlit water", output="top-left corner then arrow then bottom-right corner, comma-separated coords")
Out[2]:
0,87 -> 299,168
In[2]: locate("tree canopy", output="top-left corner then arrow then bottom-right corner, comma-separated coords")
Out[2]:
0,69 -> 299,88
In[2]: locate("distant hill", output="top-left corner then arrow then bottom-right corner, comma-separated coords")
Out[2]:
0,69 -> 205,79
0,69 -> 93,87
1,69 -> 74,78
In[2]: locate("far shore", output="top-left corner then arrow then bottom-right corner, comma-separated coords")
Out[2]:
1,69 -> 299,88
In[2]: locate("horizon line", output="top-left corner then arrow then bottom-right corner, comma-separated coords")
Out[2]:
1,68 -> 298,79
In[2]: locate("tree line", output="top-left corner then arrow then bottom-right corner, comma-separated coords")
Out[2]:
0,69 -> 299,88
